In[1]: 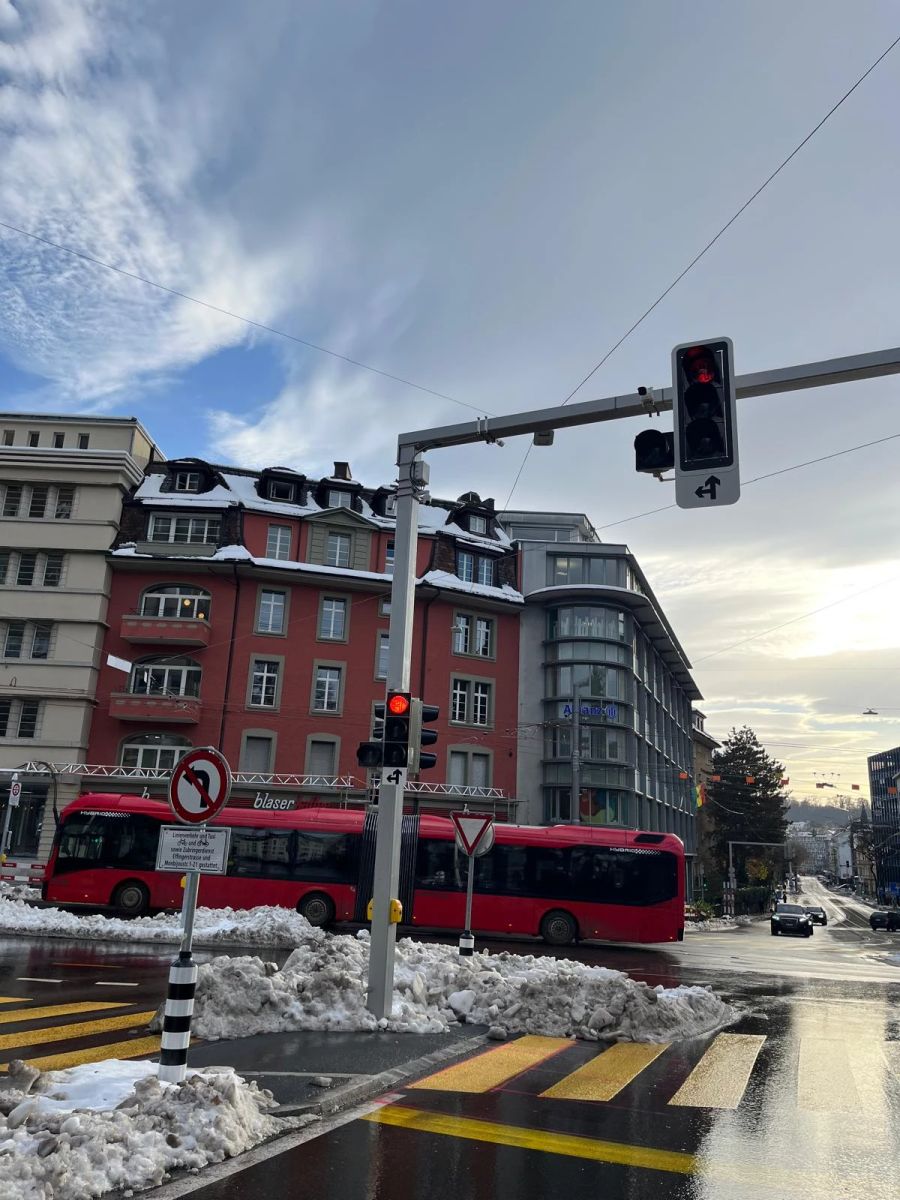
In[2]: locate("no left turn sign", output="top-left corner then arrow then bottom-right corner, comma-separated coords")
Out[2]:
168,747 -> 232,825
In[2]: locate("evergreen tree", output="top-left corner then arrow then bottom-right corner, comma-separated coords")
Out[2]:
707,726 -> 789,885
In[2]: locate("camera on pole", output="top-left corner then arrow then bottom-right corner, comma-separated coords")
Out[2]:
672,337 -> 740,509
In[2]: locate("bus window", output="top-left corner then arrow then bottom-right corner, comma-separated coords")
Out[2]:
415,839 -> 465,890
55,813 -> 159,875
230,829 -> 293,878
292,831 -> 358,883
474,845 -> 529,895
530,847 -> 570,899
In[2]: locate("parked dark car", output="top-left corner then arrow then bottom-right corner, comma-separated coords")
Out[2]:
805,906 -> 827,926
771,903 -> 814,937
869,910 -> 900,932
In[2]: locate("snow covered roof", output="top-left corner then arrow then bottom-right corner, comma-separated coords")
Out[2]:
420,570 -> 524,604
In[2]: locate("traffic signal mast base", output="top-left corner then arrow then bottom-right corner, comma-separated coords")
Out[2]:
364,343 -> 900,1018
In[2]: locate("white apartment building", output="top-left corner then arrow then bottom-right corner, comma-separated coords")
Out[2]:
0,415 -> 161,861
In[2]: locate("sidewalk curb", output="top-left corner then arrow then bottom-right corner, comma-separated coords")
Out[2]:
267,1031 -> 489,1117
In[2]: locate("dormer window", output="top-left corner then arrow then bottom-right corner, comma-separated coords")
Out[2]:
174,471 -> 201,493
469,514 -> 487,535
328,489 -> 352,509
384,493 -> 397,516
268,479 -> 295,502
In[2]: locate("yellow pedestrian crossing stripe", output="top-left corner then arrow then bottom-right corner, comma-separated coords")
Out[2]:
0,1010 -> 157,1055
411,1034 -> 571,1093
0,1000 -> 127,1026
0,997 -> 30,1005
669,1034 -> 766,1110
1,1037 -> 163,1074
540,1042 -> 669,1102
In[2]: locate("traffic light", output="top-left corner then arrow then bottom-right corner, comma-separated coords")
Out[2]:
634,428 -> 674,474
409,700 -> 439,773
356,702 -> 387,770
383,690 -> 412,768
672,337 -> 740,509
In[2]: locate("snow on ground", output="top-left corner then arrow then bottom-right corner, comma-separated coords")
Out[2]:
684,915 -> 753,932
0,881 -> 40,902
0,898 -> 320,946
0,1058 -> 293,1200
181,928 -> 735,1044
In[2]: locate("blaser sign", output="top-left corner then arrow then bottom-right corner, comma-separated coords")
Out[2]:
562,703 -> 618,720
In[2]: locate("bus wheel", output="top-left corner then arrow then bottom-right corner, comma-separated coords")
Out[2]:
298,893 -> 335,928
112,881 -> 150,917
540,910 -> 578,947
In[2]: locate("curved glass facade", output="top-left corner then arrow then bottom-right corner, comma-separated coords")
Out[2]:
542,602 -> 694,839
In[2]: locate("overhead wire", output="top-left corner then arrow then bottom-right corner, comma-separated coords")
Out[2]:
501,30 -> 900,514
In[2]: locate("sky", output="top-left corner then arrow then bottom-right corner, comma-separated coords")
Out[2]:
1,0 -> 899,804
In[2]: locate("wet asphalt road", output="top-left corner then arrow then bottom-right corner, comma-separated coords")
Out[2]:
1,879 -> 899,1199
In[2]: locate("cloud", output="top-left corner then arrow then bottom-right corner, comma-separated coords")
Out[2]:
0,0 -> 320,403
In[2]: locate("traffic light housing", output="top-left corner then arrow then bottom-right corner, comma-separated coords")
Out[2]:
409,700 -> 439,773
356,701 -> 388,770
383,691 -> 412,768
672,337 -> 740,508
634,428 -> 674,474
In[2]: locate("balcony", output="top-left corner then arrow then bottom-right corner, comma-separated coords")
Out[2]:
120,614 -> 211,648
109,692 -> 201,724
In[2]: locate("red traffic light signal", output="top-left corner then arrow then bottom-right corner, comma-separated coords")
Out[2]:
387,693 -> 410,716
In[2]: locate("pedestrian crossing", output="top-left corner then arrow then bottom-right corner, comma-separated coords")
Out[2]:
410,1029 -> 899,1113
0,993 -> 163,1073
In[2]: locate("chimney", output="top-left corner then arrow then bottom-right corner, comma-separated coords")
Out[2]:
333,461 -> 352,481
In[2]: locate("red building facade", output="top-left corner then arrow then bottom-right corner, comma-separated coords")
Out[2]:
86,459 -> 522,816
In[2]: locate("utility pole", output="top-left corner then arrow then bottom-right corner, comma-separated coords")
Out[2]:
364,343 -> 900,1017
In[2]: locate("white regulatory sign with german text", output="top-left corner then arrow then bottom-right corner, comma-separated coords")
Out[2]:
156,825 -> 231,875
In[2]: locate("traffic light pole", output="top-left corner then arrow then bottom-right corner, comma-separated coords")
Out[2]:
365,342 -> 900,1017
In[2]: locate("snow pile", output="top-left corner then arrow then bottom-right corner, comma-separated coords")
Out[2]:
0,1059 -> 289,1199
0,881 -> 40,902
685,916 -> 737,932
183,932 -> 734,1044
0,898 -> 324,947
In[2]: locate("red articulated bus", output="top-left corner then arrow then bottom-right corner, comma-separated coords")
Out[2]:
43,794 -> 685,945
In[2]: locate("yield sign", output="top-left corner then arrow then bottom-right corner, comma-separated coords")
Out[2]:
169,747 -> 232,825
451,811 -> 494,857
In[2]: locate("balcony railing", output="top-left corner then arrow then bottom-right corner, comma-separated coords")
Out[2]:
120,614 -> 211,647
109,692 -> 201,724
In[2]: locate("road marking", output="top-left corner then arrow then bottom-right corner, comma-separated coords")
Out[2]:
0,1035 -> 162,1073
0,1001 -> 127,1026
0,1010 -> 157,1053
16,977 -> 63,984
364,1104 -> 695,1174
540,1042 -> 669,1101
94,981 -> 140,987
410,1035 -> 572,1094
798,1037 -> 859,1112
668,1034 -> 765,1109
0,997 -> 31,1005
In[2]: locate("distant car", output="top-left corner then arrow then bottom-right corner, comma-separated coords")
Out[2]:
869,911 -> 900,932
805,906 -> 827,926
771,903 -> 814,937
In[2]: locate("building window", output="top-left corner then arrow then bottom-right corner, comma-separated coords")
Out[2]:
306,739 -> 337,776
318,597 -> 347,641
313,665 -> 342,713
385,540 -> 395,574
267,480 -> 295,502
0,483 -> 75,521
120,733 -> 191,772
30,624 -> 52,660
327,489 -> 352,509
379,597 -> 391,617
52,432 -> 65,449
469,514 -> 487,535
257,589 -> 286,635
376,632 -> 390,679
548,606 -> 627,642
147,514 -> 221,545
16,553 -> 37,586
1,430 -> 13,446
0,699 -> 42,740
3,622 -> 24,659
457,550 -> 494,586
325,531 -> 351,568
0,550 -> 64,588
448,750 -> 492,787
140,584 -> 211,620
452,613 -> 494,658
27,431 -> 39,447
29,486 -> 48,518
54,486 -> 74,519
240,734 -> 274,773
249,659 -> 281,708
78,433 -> 90,450
130,657 -> 202,698
450,678 -> 492,726
266,524 -> 291,560
1,484 -> 21,517
174,471 -> 201,492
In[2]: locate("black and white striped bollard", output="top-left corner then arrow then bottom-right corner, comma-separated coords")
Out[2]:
159,869 -> 200,1083
458,930 -> 475,957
